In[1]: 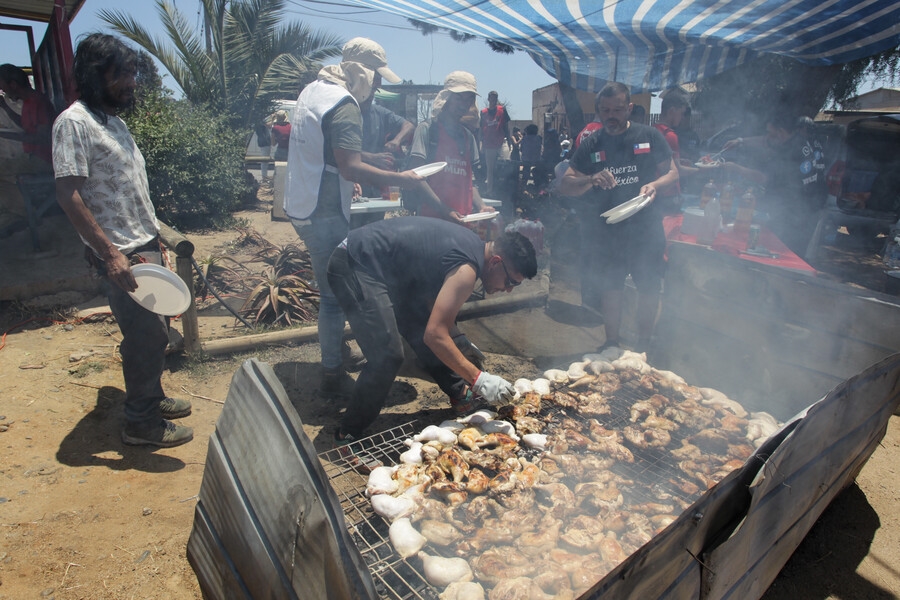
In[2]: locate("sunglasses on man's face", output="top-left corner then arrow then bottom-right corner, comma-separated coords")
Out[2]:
499,259 -> 522,288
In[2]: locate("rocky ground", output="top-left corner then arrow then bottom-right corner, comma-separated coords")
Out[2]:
0,185 -> 897,599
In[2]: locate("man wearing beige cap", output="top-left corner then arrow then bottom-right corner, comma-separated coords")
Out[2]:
284,37 -> 439,407
407,71 -> 494,222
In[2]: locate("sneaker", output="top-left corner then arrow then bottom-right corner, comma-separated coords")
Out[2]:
122,419 -> 194,448
159,397 -> 192,419
342,340 -> 367,372
333,430 -> 383,474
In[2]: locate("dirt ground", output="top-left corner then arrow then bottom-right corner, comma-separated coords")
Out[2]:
0,187 -> 898,600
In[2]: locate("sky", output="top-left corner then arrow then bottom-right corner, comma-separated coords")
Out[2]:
0,0 -> 556,118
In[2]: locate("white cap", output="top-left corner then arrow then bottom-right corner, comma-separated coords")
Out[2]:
342,37 -> 401,83
444,71 -> 478,94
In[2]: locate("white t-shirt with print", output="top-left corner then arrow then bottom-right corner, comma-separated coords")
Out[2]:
53,100 -> 159,255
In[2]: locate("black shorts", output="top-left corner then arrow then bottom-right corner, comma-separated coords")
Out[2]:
580,216 -> 666,295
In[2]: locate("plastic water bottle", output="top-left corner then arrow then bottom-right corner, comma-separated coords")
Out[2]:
734,187 -> 756,234
700,179 -> 718,209
697,197 -> 721,245
720,181 -> 734,224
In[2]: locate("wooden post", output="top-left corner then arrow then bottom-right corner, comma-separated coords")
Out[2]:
158,223 -> 201,354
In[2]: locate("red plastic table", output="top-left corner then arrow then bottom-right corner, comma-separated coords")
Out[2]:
663,215 -> 817,274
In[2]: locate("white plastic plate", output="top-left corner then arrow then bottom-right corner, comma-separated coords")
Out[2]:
460,212 -> 499,223
605,194 -> 653,224
412,161 -> 448,178
128,263 -> 192,316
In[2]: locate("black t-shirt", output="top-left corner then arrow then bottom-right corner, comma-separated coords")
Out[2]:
569,122 -> 672,222
346,217 -> 484,302
766,133 -> 826,215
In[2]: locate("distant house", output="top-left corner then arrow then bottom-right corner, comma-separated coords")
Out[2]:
820,87 -> 900,125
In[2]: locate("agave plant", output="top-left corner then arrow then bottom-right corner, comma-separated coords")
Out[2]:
252,242 -> 314,279
239,264 -> 319,326
194,254 -> 252,301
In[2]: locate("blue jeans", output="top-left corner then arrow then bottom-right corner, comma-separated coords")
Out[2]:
100,249 -> 170,426
293,215 -> 349,370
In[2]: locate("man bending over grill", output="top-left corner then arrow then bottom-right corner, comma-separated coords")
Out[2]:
326,216 -> 536,448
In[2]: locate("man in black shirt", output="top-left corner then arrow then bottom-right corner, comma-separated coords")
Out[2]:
559,82 -> 678,352
326,217 -> 537,445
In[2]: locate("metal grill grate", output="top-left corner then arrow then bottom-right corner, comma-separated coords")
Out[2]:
319,373 -> 737,598
320,423 -> 440,599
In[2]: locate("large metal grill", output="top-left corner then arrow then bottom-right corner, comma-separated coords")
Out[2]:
318,371 -> 741,599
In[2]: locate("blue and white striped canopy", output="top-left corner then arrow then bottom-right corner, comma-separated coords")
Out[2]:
348,0 -> 900,93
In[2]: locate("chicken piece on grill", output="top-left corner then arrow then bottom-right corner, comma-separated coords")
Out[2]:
371,492 -> 418,522
534,482 -> 577,519
521,391 -> 544,412
477,432 -> 519,454
587,419 -> 622,443
629,400 -> 657,422
389,517 -> 427,558
366,465 -> 399,497
569,555 -> 613,595
575,393 -> 611,417
437,448 -> 470,483
669,476 -> 700,497
439,581 -> 486,600
719,413 -> 749,432
460,448 -> 506,472
465,467 -> 491,494
623,513 -> 654,548
533,569 -> 574,597
593,372 -> 622,394
473,547 -> 534,585
494,487 -> 538,512
543,368 -> 569,384
419,551 -> 473,587
516,516 -> 562,557
425,462 -> 448,484
575,482 -> 624,512
485,577 -> 533,600
489,470 -> 518,494
727,442 -> 755,461
513,415 -> 544,436
623,425 -> 671,449
420,518 -> 464,547
568,374 -> 597,390
689,428 -> 736,455
662,405 -> 714,431
422,441 -> 443,462
586,359 -> 615,374
432,480 -> 468,507
587,437 -> 635,463
631,501 -> 675,515
670,440 -> 702,460
415,424 -> 459,446
521,433 -> 548,451
651,514 -> 678,532
458,427 -> 485,451
567,359 -> 591,380
541,453 -> 585,481
531,378 -> 552,397
469,518 -> 517,546
394,463 -> 427,494
598,532 -> 630,565
699,388 -> 748,418
559,526 -> 597,552
548,390 -> 579,409
516,458 -> 542,488
481,419 -> 518,439
463,494 -> 494,524
616,367 -> 642,383
643,414 -> 679,431
400,440 -> 424,464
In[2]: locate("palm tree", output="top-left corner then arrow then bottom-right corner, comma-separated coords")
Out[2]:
100,0 -> 343,129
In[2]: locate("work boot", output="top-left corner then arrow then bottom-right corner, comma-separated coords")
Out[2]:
342,340 -> 366,372
122,419 -> 193,448
159,397 -> 192,419
321,366 -> 351,399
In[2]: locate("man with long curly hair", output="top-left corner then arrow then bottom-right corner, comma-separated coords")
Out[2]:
53,33 -> 193,448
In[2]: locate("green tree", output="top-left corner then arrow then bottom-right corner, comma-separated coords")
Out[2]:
125,52 -> 255,230
100,0 -> 343,129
